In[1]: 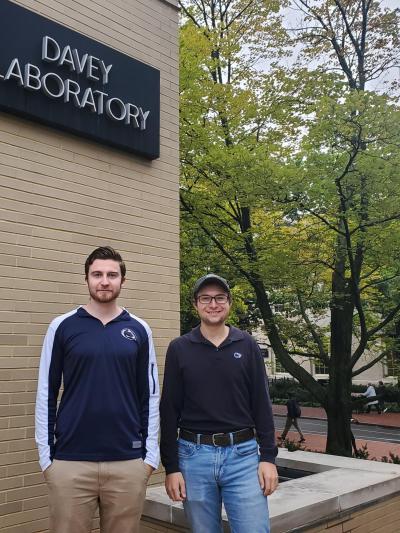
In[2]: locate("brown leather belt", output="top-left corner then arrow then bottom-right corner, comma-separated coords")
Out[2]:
179,428 -> 255,447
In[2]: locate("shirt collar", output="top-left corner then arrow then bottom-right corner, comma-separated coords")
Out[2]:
76,306 -> 131,322
187,324 -> 245,344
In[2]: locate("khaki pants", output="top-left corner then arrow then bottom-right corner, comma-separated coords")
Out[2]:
44,459 -> 149,533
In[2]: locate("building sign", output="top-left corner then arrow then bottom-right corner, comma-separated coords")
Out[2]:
0,1 -> 160,159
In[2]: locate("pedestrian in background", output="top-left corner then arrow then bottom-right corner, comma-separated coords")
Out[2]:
363,383 -> 381,414
278,392 -> 305,443
376,381 -> 387,413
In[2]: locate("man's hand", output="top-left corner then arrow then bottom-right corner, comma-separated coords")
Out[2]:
165,472 -> 186,501
144,462 -> 155,479
258,462 -> 278,496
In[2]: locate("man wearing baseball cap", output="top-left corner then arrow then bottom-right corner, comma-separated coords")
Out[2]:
160,273 -> 278,533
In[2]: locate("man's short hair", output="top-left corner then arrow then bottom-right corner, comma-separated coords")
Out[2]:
84,246 -> 126,279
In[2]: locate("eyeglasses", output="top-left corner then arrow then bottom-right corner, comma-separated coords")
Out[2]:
196,294 -> 229,304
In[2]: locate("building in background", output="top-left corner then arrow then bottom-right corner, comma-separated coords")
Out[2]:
0,1 -> 179,531
255,309 -> 394,386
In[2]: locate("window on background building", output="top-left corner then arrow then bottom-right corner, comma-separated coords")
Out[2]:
274,356 -> 285,373
273,303 -> 285,314
259,347 -> 269,359
314,358 -> 329,375
385,352 -> 400,377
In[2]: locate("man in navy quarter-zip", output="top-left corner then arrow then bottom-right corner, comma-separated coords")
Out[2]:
160,274 -> 278,533
35,246 -> 159,533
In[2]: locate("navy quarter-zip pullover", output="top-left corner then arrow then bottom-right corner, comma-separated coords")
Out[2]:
35,307 -> 159,471
160,325 -> 277,474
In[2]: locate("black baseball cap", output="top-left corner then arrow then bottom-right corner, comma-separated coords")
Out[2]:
193,274 -> 231,298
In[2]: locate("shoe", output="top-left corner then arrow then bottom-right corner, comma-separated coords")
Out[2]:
299,437 -> 305,442
383,408 -> 388,413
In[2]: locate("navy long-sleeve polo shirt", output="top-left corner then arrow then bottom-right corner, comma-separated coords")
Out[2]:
35,307 -> 160,471
160,325 -> 277,474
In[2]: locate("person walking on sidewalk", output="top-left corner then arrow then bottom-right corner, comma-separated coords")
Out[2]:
278,392 -> 305,443
35,246 -> 160,533
363,383 -> 381,414
160,273 -> 278,533
376,381 -> 387,413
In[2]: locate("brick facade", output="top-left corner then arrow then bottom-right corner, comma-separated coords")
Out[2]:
139,494 -> 400,533
0,1 -> 179,531
305,494 -> 400,532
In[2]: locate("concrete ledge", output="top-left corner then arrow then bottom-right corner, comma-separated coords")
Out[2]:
143,450 -> 400,532
277,448 -> 400,474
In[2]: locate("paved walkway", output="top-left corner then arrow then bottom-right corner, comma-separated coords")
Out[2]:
273,403 -> 400,427
273,404 -> 400,460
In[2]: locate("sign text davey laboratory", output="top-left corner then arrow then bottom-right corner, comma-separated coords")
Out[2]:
0,36 -> 150,130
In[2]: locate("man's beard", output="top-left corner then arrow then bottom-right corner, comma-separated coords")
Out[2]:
89,285 -> 121,303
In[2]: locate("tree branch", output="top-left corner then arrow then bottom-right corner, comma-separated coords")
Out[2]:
351,302 -> 400,366
352,349 -> 389,377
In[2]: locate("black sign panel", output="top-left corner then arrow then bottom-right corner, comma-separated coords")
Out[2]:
0,1 -> 160,159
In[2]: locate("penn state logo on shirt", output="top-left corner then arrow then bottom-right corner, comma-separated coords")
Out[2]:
121,328 -> 137,341
233,352 -> 243,359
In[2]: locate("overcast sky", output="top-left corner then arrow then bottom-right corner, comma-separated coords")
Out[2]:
271,1 -> 400,94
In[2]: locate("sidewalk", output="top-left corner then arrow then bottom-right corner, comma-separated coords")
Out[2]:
273,403 -> 400,427
273,404 -> 400,460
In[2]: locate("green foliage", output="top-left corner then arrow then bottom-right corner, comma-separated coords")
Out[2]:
353,444 -> 371,460
381,452 -> 400,464
288,0 -> 400,92
277,438 -> 305,452
269,378 -> 316,403
351,384 -> 400,406
271,379 -> 400,408
179,0 -> 400,456
353,446 -> 400,463
180,221 -> 262,333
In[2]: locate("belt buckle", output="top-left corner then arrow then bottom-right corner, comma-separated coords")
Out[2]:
212,432 -> 227,446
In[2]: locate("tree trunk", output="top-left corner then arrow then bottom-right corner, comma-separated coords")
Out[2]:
326,318 -> 353,457
326,393 -> 353,456
327,302 -> 353,456
326,232 -> 354,456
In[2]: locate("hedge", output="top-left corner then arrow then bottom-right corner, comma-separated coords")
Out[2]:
269,377 -> 400,405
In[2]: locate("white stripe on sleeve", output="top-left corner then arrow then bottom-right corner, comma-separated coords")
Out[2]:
130,314 -> 160,469
34,309 -> 77,471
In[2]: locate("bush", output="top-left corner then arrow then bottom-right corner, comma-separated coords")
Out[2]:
351,384 -> 400,404
269,377 -> 321,405
269,378 -> 400,408
350,444 -> 400,463
353,444 -> 372,460
381,452 -> 400,464
277,438 -> 305,452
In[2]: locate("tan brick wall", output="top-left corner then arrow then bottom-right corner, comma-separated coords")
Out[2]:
303,494 -> 400,532
138,494 -> 400,533
0,0 -> 179,531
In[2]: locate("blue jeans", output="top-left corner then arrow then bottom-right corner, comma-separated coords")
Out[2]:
178,437 -> 270,533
